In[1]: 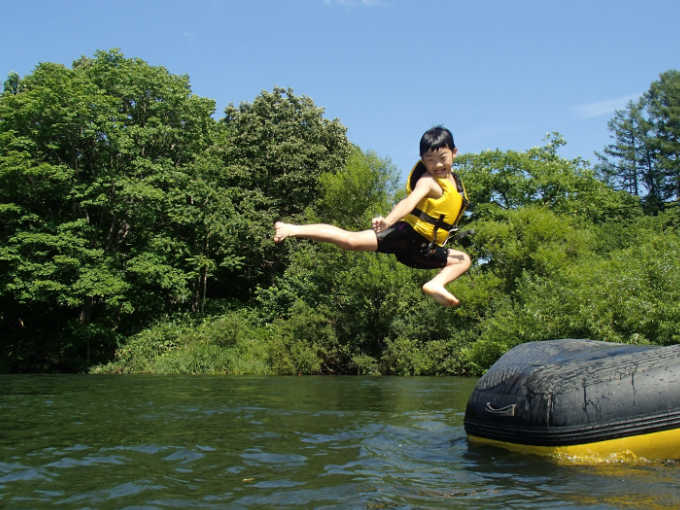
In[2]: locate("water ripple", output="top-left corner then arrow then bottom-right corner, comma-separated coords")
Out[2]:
2,375 -> 680,509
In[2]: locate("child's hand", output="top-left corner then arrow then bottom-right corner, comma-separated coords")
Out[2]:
372,216 -> 388,233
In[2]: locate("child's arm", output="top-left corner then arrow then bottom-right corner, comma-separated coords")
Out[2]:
372,177 -> 434,233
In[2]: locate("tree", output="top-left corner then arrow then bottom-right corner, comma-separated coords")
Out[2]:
646,70 -> 680,203
456,133 -> 639,224
0,50 -> 218,370
597,70 -> 680,213
596,100 -> 650,197
314,145 -> 398,228
255,146 -> 409,372
220,87 -> 351,218
2,72 -> 20,94
0,53 -> 357,371
209,88 -> 352,298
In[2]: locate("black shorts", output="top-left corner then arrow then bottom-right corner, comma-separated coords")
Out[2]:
376,221 -> 448,269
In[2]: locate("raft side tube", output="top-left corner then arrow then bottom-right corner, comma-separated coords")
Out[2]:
464,339 -> 680,450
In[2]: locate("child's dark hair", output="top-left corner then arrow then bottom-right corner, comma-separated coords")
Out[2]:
419,126 -> 456,156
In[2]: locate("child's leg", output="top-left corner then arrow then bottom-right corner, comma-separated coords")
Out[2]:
422,249 -> 471,307
274,221 -> 378,251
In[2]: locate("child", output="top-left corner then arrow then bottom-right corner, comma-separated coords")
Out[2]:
274,126 -> 471,307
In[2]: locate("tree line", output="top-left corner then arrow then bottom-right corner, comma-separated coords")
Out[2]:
1,50 -> 678,374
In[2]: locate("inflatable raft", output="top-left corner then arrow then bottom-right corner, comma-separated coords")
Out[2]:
464,339 -> 680,463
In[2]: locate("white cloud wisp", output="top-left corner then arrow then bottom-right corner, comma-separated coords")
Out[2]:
573,93 -> 642,119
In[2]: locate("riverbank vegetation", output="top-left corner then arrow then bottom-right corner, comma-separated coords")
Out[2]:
2,51 -> 679,374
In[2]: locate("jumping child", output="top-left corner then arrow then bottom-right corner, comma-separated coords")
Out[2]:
274,126 -> 471,307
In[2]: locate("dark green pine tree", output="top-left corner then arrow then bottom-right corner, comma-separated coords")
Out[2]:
595,100 -> 664,212
596,100 -> 646,196
645,70 -> 680,204
597,69 -> 680,213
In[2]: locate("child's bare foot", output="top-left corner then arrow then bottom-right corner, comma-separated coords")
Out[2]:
273,221 -> 297,243
422,282 -> 460,307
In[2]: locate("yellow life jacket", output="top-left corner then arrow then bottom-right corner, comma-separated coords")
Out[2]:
403,161 -> 469,246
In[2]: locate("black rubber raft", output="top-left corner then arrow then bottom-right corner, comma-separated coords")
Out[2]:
464,338 -> 680,463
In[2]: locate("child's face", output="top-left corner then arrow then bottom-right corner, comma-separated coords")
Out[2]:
421,147 -> 458,177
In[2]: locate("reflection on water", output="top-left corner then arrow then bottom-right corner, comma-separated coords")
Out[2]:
1,375 -> 679,509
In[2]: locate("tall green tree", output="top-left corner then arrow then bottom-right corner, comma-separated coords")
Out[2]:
0,50 -> 218,370
596,100 -> 655,198
2,72 -> 20,94
220,87 -> 351,218
212,88 -> 352,298
256,146 -> 408,371
314,146 -> 398,228
0,52 -> 355,371
597,69 -> 680,212
456,133 -> 639,224
646,70 -> 680,203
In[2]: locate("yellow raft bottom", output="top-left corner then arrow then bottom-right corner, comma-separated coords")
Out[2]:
468,427 -> 680,465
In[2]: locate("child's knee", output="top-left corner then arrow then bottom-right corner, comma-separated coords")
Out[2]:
448,250 -> 471,270
341,231 -> 375,251
341,234 -> 363,251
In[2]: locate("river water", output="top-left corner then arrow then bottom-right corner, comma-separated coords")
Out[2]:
1,375 -> 679,509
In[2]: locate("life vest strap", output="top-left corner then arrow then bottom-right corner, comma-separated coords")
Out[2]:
408,208 -> 454,231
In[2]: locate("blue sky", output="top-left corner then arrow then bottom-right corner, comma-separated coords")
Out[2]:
3,0 -> 679,179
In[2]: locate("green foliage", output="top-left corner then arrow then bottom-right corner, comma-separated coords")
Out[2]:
461,216 -> 680,373
315,145 -> 398,228
220,87 -> 351,218
4,51 -> 680,376
3,72 -> 20,94
92,305 -> 337,376
87,132 -> 680,377
1,50 -> 350,371
596,100 -> 651,198
0,50 -> 221,369
646,70 -> 680,203
210,86 -> 352,299
92,309 -> 272,375
471,205 -> 597,290
457,133 -> 640,224
597,69 -> 680,212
